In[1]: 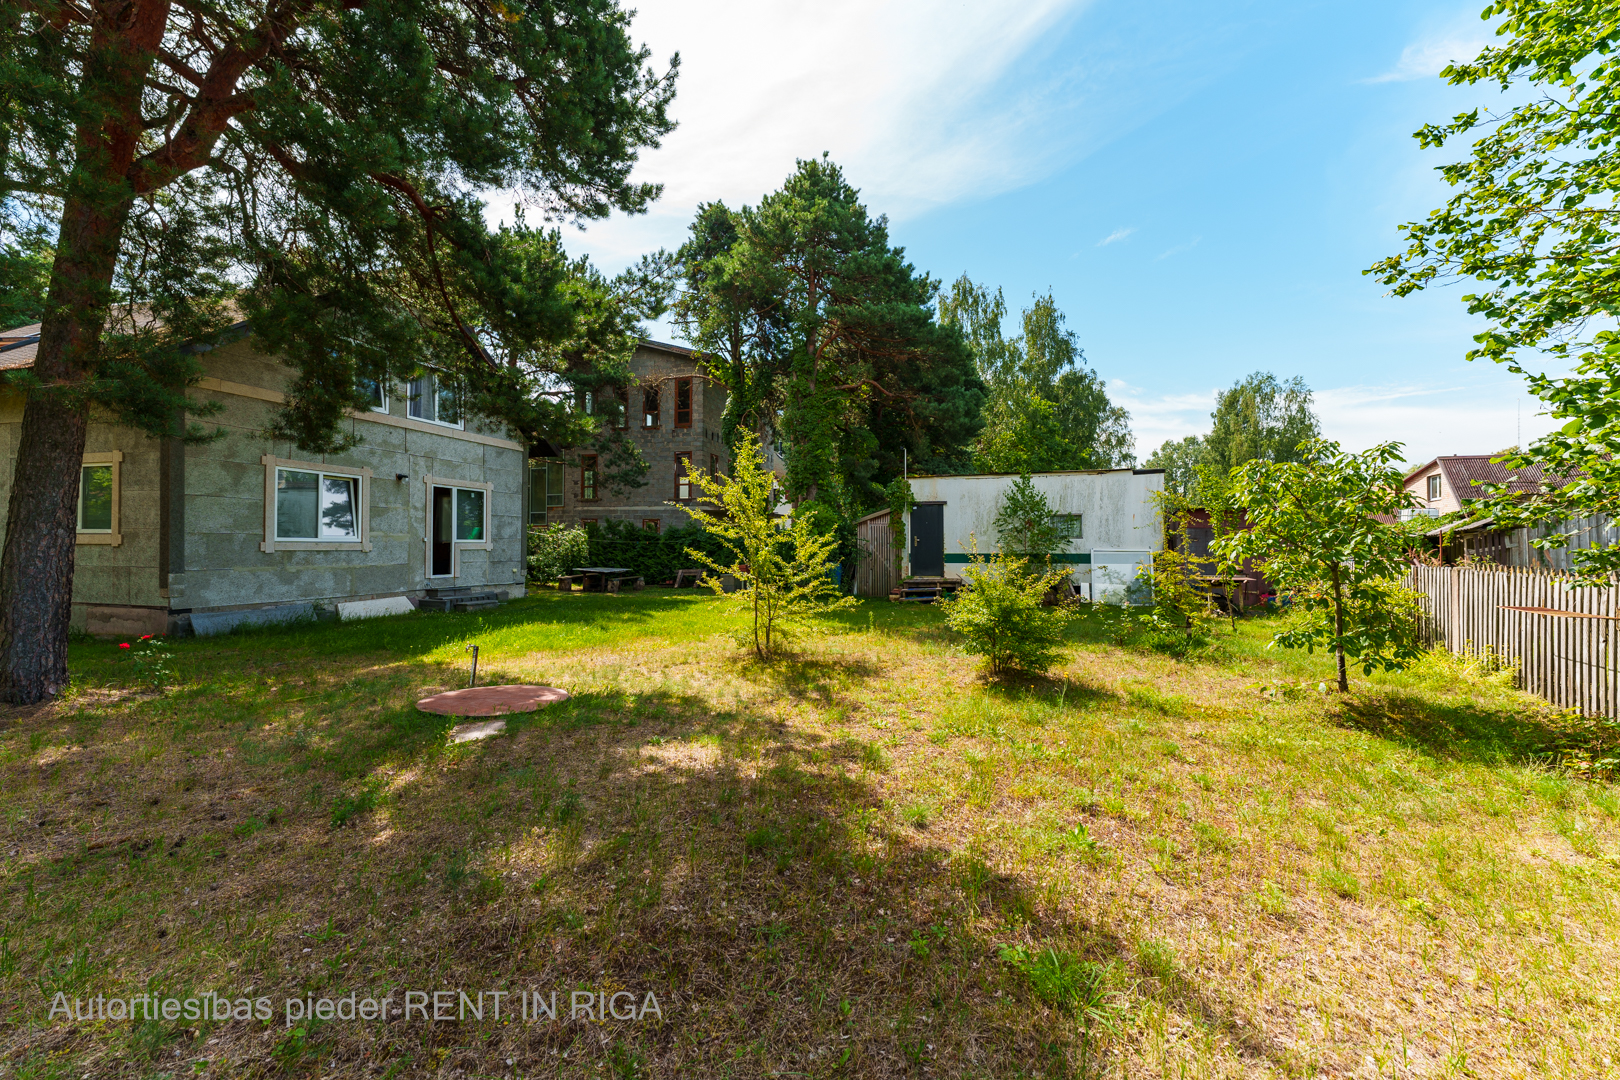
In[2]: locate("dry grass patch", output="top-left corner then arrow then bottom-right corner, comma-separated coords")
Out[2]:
0,594 -> 1616,1078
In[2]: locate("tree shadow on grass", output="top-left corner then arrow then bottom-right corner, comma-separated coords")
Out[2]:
728,652 -> 885,707
979,671 -> 1117,711
7,664 -> 1360,1080
1332,689 -> 1620,770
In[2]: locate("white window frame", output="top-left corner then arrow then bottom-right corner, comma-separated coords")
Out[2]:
360,376 -> 389,414
259,455 -> 372,553
76,451 -> 122,547
1427,474 -> 1442,501
407,372 -> 464,429
423,474 -> 494,579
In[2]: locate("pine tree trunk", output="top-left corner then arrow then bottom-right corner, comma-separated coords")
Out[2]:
0,395 -> 90,703
0,196 -> 127,703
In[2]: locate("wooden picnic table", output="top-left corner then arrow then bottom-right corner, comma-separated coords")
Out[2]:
574,566 -> 636,593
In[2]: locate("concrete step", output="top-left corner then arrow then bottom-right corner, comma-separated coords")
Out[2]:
418,591 -> 500,613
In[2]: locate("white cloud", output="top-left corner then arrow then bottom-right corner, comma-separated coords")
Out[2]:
1366,32 -> 1491,84
492,0 -> 1254,275
1097,227 -> 1135,246
494,0 -> 1092,269
1154,237 -> 1200,261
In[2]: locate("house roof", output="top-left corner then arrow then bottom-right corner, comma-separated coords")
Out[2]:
1403,454 -> 1561,498
0,323 -> 40,370
1,306 -> 248,372
1,325 -> 702,373
638,338 -> 698,358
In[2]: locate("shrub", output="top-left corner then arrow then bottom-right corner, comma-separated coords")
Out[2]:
527,523 -> 589,583
941,551 -> 1073,677
581,520 -> 732,585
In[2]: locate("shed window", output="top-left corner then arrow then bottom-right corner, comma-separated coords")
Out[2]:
675,377 -> 692,427
1056,514 -> 1083,540
1427,475 -> 1442,501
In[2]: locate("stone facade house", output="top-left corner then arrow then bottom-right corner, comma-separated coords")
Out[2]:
0,321 -> 527,638
529,339 -> 731,533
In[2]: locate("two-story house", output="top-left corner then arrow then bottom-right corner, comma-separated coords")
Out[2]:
0,320 -> 527,638
530,340 -> 730,533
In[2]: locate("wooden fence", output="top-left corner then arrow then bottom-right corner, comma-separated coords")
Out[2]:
1406,564 -> 1619,717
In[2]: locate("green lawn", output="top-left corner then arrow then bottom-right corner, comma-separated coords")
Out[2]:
2,592 -> 1617,1078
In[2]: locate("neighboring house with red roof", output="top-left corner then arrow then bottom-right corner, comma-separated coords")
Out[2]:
1401,453 -> 1615,568
1401,453 -> 1554,516
0,320 -> 528,638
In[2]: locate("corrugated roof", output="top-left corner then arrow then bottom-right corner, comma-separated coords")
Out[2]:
1405,453 -> 1567,497
1441,455 -> 1561,496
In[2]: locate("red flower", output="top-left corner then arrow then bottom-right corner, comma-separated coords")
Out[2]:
118,643 -> 131,649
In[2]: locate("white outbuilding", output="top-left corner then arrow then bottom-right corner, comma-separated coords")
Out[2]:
855,468 -> 1166,603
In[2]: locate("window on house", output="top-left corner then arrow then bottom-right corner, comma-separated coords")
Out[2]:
580,518 -> 598,530
642,387 -> 660,428
581,454 -> 598,501
675,377 -> 692,427
579,388 -> 594,415
1427,475 -> 1442,501
528,460 -> 566,523
78,464 -> 114,532
1056,514 -> 1083,540
358,376 -> 388,413
275,468 -> 360,541
407,372 -> 461,427
454,487 -> 485,541
642,518 -> 660,533
614,387 -> 629,430
675,451 -> 692,501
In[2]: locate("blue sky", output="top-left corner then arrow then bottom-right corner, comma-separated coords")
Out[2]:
539,0 -> 1551,468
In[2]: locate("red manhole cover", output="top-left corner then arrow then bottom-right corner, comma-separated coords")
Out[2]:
415,685 -> 570,717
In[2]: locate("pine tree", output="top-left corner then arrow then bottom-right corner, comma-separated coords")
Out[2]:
0,0 -> 676,702
685,157 -> 983,513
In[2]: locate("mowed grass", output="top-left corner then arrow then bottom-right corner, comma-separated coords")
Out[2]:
2,591 -> 1619,1078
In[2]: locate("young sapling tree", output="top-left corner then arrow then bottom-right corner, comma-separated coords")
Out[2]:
992,474 -> 1066,573
681,434 -> 855,659
1215,439 -> 1422,691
